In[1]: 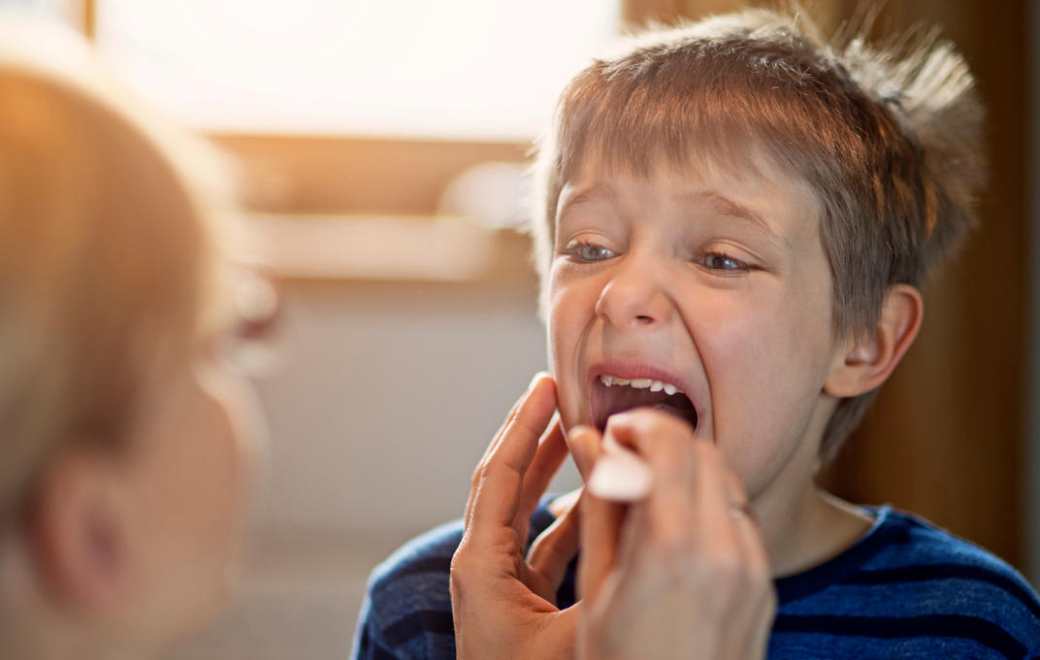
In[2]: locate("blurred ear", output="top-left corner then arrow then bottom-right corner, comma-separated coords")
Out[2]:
28,447 -> 133,617
824,284 -> 923,398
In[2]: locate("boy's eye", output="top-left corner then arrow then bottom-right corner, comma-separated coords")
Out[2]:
703,252 -> 749,272
569,242 -> 617,263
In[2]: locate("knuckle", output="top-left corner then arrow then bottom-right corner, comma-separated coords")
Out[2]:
710,553 -> 745,582
698,548 -> 752,591
652,522 -> 694,558
602,412 -> 630,437
746,563 -> 770,588
448,564 -> 470,603
450,547 -> 480,586
450,545 -> 470,572
483,457 -> 522,483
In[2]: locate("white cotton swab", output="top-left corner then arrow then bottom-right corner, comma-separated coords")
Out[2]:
587,434 -> 653,502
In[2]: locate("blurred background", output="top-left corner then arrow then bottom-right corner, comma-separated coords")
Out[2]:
3,0 -> 1035,658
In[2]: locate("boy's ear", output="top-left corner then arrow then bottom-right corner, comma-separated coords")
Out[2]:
28,447 -> 134,617
824,284 -> 923,398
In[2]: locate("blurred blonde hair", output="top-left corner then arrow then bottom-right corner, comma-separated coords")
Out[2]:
0,15 -> 241,524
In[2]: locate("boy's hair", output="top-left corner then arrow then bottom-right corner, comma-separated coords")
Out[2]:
530,8 -> 985,462
0,18 -> 241,524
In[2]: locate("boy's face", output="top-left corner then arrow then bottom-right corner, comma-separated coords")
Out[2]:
548,154 -> 844,500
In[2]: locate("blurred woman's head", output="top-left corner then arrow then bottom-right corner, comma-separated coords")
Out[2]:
0,15 -> 268,658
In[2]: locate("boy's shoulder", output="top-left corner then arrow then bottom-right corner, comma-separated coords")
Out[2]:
773,505 -> 1040,659
859,506 -> 1038,613
353,518 -> 464,659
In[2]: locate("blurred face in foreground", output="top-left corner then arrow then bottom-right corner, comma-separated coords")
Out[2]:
0,19 -> 270,658
11,325 -> 268,658
115,341 -> 265,642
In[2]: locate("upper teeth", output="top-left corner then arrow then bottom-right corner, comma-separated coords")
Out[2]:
600,374 -> 681,396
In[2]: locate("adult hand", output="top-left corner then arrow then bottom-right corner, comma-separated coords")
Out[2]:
450,373 -> 583,660
569,410 -> 776,660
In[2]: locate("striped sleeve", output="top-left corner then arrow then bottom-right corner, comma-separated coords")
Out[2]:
352,594 -> 400,660
350,503 -> 564,659
351,521 -> 463,660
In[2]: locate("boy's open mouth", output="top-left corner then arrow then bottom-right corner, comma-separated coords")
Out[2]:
590,373 -> 699,433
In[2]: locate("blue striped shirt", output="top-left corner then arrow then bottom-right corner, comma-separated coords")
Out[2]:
352,504 -> 1040,659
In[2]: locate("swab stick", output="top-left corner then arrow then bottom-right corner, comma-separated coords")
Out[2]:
587,434 -> 653,502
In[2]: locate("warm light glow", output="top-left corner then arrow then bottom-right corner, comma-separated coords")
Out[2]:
94,0 -> 620,140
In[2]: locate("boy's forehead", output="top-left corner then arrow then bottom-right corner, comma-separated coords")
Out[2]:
557,146 -> 820,231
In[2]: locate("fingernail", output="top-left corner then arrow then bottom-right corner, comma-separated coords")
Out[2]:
528,371 -> 550,390
568,425 -> 597,446
568,426 -> 590,453
569,424 -> 593,437
568,425 -> 600,479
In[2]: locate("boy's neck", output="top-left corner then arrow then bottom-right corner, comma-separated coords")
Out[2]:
550,482 -> 873,580
746,393 -> 874,578
756,482 -> 874,578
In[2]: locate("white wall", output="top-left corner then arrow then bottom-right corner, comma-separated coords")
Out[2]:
253,279 -> 580,538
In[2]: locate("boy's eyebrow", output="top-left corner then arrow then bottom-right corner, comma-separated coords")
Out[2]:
558,185 -> 793,248
556,184 -> 617,222
695,191 -> 792,247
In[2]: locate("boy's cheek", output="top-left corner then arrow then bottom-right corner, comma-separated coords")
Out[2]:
551,370 -> 587,432
546,305 -> 590,427
708,361 -> 830,494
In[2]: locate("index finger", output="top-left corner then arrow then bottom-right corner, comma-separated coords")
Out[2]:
465,374 -> 558,542
571,426 -> 628,603
463,372 -> 554,530
609,409 -> 744,549
603,410 -> 698,498
514,417 -> 568,542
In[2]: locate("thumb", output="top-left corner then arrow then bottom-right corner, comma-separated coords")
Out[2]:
526,492 -> 582,600
569,425 -> 600,482
571,426 -> 626,603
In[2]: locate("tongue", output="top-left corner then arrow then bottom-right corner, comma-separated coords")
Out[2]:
596,385 -> 698,432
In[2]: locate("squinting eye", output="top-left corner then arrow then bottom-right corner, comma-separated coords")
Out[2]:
573,243 -> 617,262
704,253 -> 748,271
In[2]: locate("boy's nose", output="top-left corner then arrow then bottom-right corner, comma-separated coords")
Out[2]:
594,259 -> 673,330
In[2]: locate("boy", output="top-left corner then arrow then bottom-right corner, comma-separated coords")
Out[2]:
354,8 -> 1040,659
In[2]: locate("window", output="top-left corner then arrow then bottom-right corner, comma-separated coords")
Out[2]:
94,0 -> 620,141
87,1 -> 625,281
